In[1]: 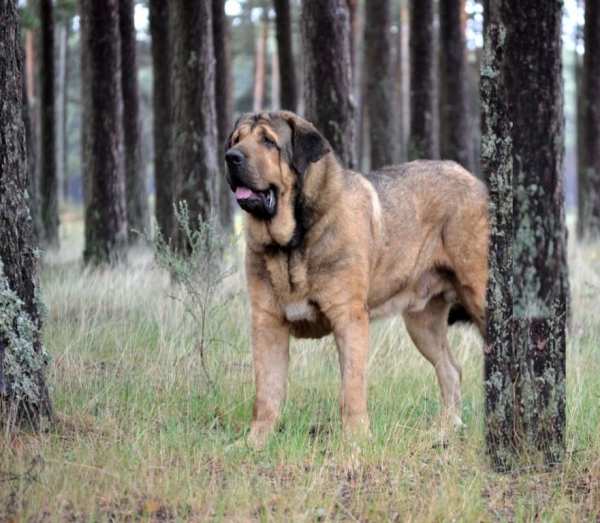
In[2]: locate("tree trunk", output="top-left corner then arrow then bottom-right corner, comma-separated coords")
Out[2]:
56,21 -> 69,206
408,0 -> 436,160
212,0 -> 234,231
365,0 -> 399,169
302,0 -> 356,169
578,0 -> 600,237
439,0 -> 475,172
149,0 -> 173,239
482,0 -> 568,471
83,0 -> 128,264
253,20 -> 268,112
480,7 -> 515,471
273,0 -> 298,111
25,0 -> 43,241
0,0 -> 53,427
22,38 -> 42,243
170,0 -> 220,241
40,0 -> 59,248
119,0 -> 149,242
79,0 -> 92,209
400,2 -> 410,161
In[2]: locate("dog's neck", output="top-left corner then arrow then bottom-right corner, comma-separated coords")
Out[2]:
249,152 -> 346,252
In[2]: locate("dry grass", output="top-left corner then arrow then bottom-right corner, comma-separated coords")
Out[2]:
1,211 -> 600,522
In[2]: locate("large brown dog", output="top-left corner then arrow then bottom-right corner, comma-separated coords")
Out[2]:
225,111 -> 489,450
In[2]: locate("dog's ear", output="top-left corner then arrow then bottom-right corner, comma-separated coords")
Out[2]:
283,113 -> 331,175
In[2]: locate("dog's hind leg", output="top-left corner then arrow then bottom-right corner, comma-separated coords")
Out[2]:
402,296 -> 464,427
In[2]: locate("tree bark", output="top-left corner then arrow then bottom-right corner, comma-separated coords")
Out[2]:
482,0 -> 568,470
577,0 -> 600,237
83,0 -> 128,264
170,0 -> 220,240
149,0 -> 173,239
0,0 -> 53,426
40,0 -> 59,248
439,0 -> 475,172
253,20 -> 268,112
119,0 -> 149,242
56,21 -> 68,207
480,8 -> 515,471
365,0 -> 399,169
273,0 -> 298,111
302,0 -> 356,169
79,0 -> 92,209
213,0 -> 234,231
25,0 -> 43,241
22,38 -> 42,243
409,0 -> 437,160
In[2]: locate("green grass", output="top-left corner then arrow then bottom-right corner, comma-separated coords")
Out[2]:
2,212 -> 600,522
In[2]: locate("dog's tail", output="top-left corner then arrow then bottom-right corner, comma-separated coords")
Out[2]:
447,303 -> 473,326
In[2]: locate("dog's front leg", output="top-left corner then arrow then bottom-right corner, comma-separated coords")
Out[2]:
247,311 -> 291,450
329,304 -> 371,439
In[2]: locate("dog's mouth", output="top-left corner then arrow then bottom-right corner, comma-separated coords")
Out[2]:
233,185 -> 277,219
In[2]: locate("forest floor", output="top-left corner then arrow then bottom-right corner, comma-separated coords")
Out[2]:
1,209 -> 600,522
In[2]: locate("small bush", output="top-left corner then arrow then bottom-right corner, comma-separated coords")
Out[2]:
149,203 -> 236,387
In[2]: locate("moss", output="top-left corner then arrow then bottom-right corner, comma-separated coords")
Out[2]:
0,261 -> 50,409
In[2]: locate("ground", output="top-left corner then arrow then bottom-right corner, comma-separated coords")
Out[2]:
1,210 -> 599,522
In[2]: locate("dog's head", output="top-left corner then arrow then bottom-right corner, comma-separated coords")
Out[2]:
224,111 -> 330,220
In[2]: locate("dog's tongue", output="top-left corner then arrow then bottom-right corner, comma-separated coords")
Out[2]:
235,187 -> 253,200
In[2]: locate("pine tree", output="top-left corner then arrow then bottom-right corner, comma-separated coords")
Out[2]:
0,0 -> 53,427
119,0 -> 149,241
302,0 -> 356,168
482,0 -> 568,470
83,0 -> 128,264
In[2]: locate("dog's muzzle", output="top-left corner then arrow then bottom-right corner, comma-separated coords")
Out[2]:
225,149 -> 277,220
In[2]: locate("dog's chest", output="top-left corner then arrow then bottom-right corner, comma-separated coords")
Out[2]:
264,249 -> 310,299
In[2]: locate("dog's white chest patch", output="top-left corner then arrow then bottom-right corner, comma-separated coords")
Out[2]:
284,300 -> 316,323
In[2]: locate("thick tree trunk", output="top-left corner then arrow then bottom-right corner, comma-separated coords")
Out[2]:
439,0 -> 475,172
0,0 -> 53,426
170,0 -> 220,240
480,9 -> 515,471
506,0 -> 568,465
149,0 -> 173,239
365,0 -> 399,169
40,0 -> 59,248
482,0 -> 568,470
578,0 -> 600,237
409,0 -> 437,159
83,0 -> 128,264
302,0 -> 356,169
273,0 -> 298,112
119,0 -> 149,242
213,0 -> 234,231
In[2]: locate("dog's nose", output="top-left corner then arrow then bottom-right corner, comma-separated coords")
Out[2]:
225,149 -> 244,166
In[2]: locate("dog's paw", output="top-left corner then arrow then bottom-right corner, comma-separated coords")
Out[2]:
246,427 -> 270,451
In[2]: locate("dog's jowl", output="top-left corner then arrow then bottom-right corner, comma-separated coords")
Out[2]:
225,111 -> 489,450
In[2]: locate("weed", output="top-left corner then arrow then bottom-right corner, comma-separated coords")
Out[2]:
148,202 -> 237,388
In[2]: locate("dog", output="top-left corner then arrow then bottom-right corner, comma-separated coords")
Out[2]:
225,111 -> 489,450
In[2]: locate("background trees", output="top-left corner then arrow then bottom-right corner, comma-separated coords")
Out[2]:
82,0 -> 128,264
302,0 -> 357,169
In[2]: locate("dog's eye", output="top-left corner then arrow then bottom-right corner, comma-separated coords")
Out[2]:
262,135 -> 277,150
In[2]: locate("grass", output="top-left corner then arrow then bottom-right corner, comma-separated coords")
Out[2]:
1,210 -> 600,522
